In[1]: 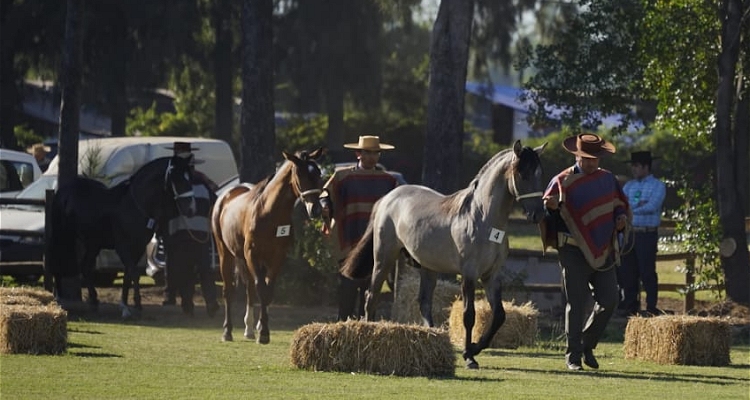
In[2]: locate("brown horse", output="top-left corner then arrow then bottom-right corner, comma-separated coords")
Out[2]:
212,148 -> 324,343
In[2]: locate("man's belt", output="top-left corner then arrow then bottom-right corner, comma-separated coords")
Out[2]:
557,232 -> 577,247
632,226 -> 658,233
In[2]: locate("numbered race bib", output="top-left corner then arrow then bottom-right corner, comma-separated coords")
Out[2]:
489,228 -> 505,244
276,225 -> 291,237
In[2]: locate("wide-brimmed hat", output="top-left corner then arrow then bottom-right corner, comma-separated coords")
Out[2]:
627,151 -> 659,165
28,143 -> 51,155
166,141 -> 204,164
343,135 -> 394,151
562,133 -> 616,158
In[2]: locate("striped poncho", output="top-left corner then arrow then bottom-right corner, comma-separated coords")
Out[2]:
321,166 -> 398,261
541,166 -> 631,269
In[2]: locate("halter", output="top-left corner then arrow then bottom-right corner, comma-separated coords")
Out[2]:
165,159 -> 195,201
291,161 -> 322,204
509,172 -> 543,202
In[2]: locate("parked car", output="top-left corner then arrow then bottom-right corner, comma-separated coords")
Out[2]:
0,137 -> 238,285
0,148 -> 42,198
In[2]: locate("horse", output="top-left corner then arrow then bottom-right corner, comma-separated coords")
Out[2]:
212,148 -> 324,344
341,140 -> 546,369
49,155 -> 196,318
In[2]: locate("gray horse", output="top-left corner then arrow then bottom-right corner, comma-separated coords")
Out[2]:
341,140 -> 546,369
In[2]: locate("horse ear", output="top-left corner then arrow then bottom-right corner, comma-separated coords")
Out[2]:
309,147 -> 325,160
534,142 -> 548,155
513,140 -> 523,156
282,151 -> 296,162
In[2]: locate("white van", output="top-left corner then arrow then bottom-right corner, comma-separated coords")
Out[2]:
0,148 -> 43,198
0,136 -> 238,285
45,136 -> 237,187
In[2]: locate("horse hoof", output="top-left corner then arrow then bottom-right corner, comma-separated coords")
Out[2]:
465,359 -> 479,369
258,335 -> 270,345
222,334 -> 233,342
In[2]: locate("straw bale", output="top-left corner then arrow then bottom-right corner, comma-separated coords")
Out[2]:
290,320 -> 455,377
0,287 -> 55,306
391,276 -> 460,327
623,315 -> 731,366
0,303 -> 68,355
448,298 -> 538,349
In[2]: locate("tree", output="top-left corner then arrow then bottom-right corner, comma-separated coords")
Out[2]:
421,0 -> 474,193
58,0 -> 84,189
714,0 -> 749,304
239,0 -> 275,183
213,0 -> 235,145
522,0 -> 749,305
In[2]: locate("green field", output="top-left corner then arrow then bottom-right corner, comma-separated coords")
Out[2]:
1,301 -> 748,400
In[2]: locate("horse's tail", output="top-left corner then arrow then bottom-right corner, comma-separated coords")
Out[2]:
340,222 -> 375,280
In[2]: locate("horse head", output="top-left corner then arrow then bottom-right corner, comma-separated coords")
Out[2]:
509,140 -> 547,224
165,154 -> 197,218
284,147 -> 325,219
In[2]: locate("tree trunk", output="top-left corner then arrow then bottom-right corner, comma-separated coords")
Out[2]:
0,0 -> 20,150
55,0 -> 85,301
58,0 -> 84,189
239,0 -> 275,183
214,0 -> 234,145
421,0 -> 474,193
715,0 -> 749,305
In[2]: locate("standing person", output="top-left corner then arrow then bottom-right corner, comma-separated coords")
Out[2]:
163,142 -> 220,317
30,143 -> 51,172
319,135 -> 399,321
619,151 -> 666,316
540,133 -> 631,371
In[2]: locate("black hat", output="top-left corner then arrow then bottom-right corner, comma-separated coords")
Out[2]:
166,142 -> 204,164
628,151 -> 659,165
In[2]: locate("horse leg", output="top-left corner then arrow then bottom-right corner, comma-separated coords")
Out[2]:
219,252 -> 236,342
243,278 -> 257,340
364,250 -> 394,321
461,279 -> 479,369
80,248 -> 99,312
253,266 -> 272,344
476,272 -> 506,353
417,266 -> 437,327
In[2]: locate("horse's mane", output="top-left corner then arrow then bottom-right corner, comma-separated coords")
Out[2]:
440,147 -> 518,215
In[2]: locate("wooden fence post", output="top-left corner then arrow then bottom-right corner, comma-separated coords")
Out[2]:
684,254 -> 695,313
43,189 -> 54,293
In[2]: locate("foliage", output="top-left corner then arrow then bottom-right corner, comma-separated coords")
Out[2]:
640,0 -> 719,145
518,0 -> 646,134
669,181 -> 724,300
12,125 -> 44,149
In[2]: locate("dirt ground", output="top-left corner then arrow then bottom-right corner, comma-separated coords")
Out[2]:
68,284 -> 750,333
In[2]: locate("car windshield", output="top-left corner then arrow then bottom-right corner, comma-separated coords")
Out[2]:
15,175 -> 57,200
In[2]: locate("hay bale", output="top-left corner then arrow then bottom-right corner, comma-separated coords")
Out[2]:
0,303 -> 68,355
290,320 -> 455,377
623,315 -> 731,366
0,287 -> 55,306
391,276 -> 460,327
448,299 -> 538,349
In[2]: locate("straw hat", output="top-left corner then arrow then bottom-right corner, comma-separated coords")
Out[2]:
166,141 -> 204,164
343,135 -> 395,151
28,143 -> 51,156
562,133 -> 615,158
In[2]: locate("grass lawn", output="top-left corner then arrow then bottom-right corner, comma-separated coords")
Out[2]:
1,301 -> 748,400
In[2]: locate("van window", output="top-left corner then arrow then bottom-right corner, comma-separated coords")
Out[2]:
0,159 -> 34,193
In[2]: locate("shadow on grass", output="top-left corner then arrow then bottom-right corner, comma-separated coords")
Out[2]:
498,366 -> 750,385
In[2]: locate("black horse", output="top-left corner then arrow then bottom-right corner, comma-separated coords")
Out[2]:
49,155 -> 196,318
